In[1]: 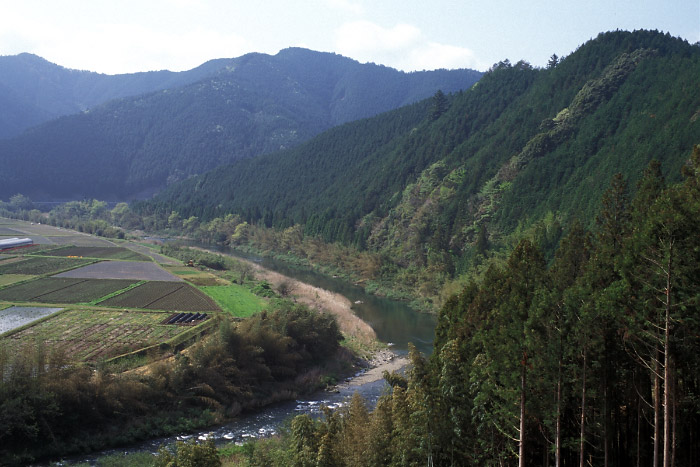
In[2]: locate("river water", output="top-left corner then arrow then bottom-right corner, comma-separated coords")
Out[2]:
225,248 -> 437,356
55,246 -> 436,465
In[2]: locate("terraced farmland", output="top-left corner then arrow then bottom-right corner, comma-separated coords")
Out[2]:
99,281 -> 221,312
2,309 -> 198,362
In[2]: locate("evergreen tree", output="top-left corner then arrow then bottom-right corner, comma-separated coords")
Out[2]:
290,414 -> 318,467
430,89 -> 449,120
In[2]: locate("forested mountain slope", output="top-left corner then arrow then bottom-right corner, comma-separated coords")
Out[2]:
143,30 -> 700,281
0,48 -> 480,200
0,52 -> 241,139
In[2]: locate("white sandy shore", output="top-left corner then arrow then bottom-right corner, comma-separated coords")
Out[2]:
338,349 -> 409,387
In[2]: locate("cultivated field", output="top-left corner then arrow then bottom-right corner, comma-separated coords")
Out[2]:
43,246 -> 150,261
0,277 -> 137,303
0,244 -> 61,255
55,261 -> 183,281
0,274 -> 33,287
0,256 -> 94,276
0,219 -> 224,365
2,308 -> 201,362
98,281 -> 220,312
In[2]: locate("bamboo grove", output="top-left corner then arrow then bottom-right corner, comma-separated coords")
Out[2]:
263,148 -> 700,467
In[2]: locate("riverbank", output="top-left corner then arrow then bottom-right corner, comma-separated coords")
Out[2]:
336,348 -> 408,388
187,245 -> 381,355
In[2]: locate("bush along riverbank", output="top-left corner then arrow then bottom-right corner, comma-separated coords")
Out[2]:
0,246 -> 381,465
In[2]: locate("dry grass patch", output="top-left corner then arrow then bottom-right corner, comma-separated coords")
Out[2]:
252,266 -> 377,348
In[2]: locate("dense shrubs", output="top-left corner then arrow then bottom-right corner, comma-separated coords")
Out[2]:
0,303 -> 342,464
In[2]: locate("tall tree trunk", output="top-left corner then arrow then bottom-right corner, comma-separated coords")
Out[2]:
519,350 -> 527,467
556,351 -> 562,467
580,348 -> 587,467
654,348 -> 661,467
671,359 -> 676,467
604,369 -> 609,467
637,385 -> 641,467
663,240 -> 673,467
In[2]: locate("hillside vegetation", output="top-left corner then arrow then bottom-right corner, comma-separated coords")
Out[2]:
139,30 -> 700,304
253,149 -> 700,466
0,48 -> 480,199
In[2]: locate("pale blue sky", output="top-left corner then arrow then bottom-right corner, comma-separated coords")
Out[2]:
0,0 -> 697,74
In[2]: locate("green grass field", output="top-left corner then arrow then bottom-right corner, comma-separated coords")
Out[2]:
0,274 -> 33,287
200,284 -> 265,318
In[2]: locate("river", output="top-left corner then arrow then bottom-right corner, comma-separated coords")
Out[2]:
222,248 -> 437,356
55,246 -> 436,465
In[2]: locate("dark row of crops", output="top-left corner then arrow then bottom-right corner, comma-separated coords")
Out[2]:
98,281 -> 220,312
163,312 -> 209,325
0,277 -> 137,303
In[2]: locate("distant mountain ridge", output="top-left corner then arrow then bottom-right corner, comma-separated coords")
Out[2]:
0,52 -> 239,139
0,48 -> 482,199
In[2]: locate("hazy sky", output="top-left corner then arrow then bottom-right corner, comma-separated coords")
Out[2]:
1,0 -> 697,74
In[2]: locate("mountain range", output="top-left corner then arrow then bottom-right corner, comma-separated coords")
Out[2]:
0,48 -> 481,199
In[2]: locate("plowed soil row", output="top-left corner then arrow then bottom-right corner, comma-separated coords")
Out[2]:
0,277 -> 137,304
98,281 -> 220,312
0,256 -> 93,275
